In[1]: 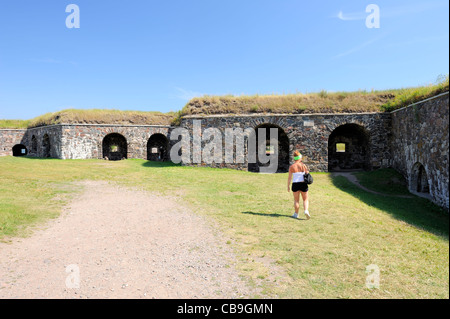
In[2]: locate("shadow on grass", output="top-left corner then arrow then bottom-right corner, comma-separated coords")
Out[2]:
141,161 -> 182,168
331,175 -> 449,240
19,156 -> 60,161
242,211 -> 307,220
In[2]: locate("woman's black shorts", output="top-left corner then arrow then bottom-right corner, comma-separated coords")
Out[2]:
292,182 -> 308,193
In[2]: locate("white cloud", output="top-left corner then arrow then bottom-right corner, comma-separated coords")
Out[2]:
336,10 -> 366,21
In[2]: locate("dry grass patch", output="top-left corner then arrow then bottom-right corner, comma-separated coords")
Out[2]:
182,91 -> 396,116
28,109 -> 177,127
182,76 -> 449,116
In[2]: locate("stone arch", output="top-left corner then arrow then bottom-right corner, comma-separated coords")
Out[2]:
328,123 -> 371,171
147,133 -> 169,161
12,144 -> 27,157
248,123 -> 290,173
102,133 -> 128,161
410,162 -> 430,194
43,134 -> 51,158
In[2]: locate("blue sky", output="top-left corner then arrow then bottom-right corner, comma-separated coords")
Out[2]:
0,0 -> 448,119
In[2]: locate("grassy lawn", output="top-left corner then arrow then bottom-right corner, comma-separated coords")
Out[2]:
0,157 -> 448,298
354,168 -> 411,196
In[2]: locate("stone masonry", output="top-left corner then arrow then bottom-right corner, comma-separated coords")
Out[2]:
0,129 -> 27,157
390,92 -> 449,210
179,112 -> 392,172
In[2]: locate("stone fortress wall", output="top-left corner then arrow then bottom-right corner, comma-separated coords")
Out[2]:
390,92 -> 449,210
1,93 -> 448,210
179,112 -> 392,172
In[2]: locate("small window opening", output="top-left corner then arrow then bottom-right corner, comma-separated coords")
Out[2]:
266,144 -> 275,155
336,143 -> 346,153
110,145 -> 119,152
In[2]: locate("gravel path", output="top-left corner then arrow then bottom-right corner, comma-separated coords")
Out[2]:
0,181 -> 256,299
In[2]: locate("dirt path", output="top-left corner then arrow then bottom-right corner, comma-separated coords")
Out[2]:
0,181 -> 256,299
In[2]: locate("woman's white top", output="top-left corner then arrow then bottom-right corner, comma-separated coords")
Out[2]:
293,172 -> 305,183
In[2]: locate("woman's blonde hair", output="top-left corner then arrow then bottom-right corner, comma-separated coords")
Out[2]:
293,151 -> 302,159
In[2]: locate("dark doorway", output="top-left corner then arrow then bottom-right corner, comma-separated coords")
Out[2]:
12,144 -> 27,157
31,135 -> 37,154
248,123 -> 290,173
43,134 -> 51,158
102,133 -> 128,161
411,162 -> 430,193
147,134 -> 169,162
328,124 -> 370,171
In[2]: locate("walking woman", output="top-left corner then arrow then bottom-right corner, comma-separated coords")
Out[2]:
287,151 -> 310,219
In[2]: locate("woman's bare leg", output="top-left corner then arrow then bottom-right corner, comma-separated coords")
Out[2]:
301,191 -> 310,219
301,191 -> 309,211
293,191 -> 301,214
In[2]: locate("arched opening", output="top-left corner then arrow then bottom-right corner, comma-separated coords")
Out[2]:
31,135 -> 37,154
411,162 -> 430,193
248,123 -> 290,173
102,133 -> 127,161
43,134 -> 51,158
147,134 -> 169,162
12,144 -> 27,157
328,123 -> 370,171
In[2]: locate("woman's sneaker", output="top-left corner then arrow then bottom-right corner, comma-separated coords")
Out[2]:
304,211 -> 311,220
292,213 -> 299,219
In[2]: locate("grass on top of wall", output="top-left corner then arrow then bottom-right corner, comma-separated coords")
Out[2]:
181,75 -> 449,116
27,109 -> 178,128
0,110 -> 177,129
381,75 -> 449,112
0,120 -> 31,129
0,76 -> 448,129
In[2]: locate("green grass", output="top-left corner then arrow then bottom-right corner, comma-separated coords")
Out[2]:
0,120 -> 31,129
382,75 -> 449,112
0,157 -> 448,298
354,168 -> 411,196
335,143 -> 346,153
